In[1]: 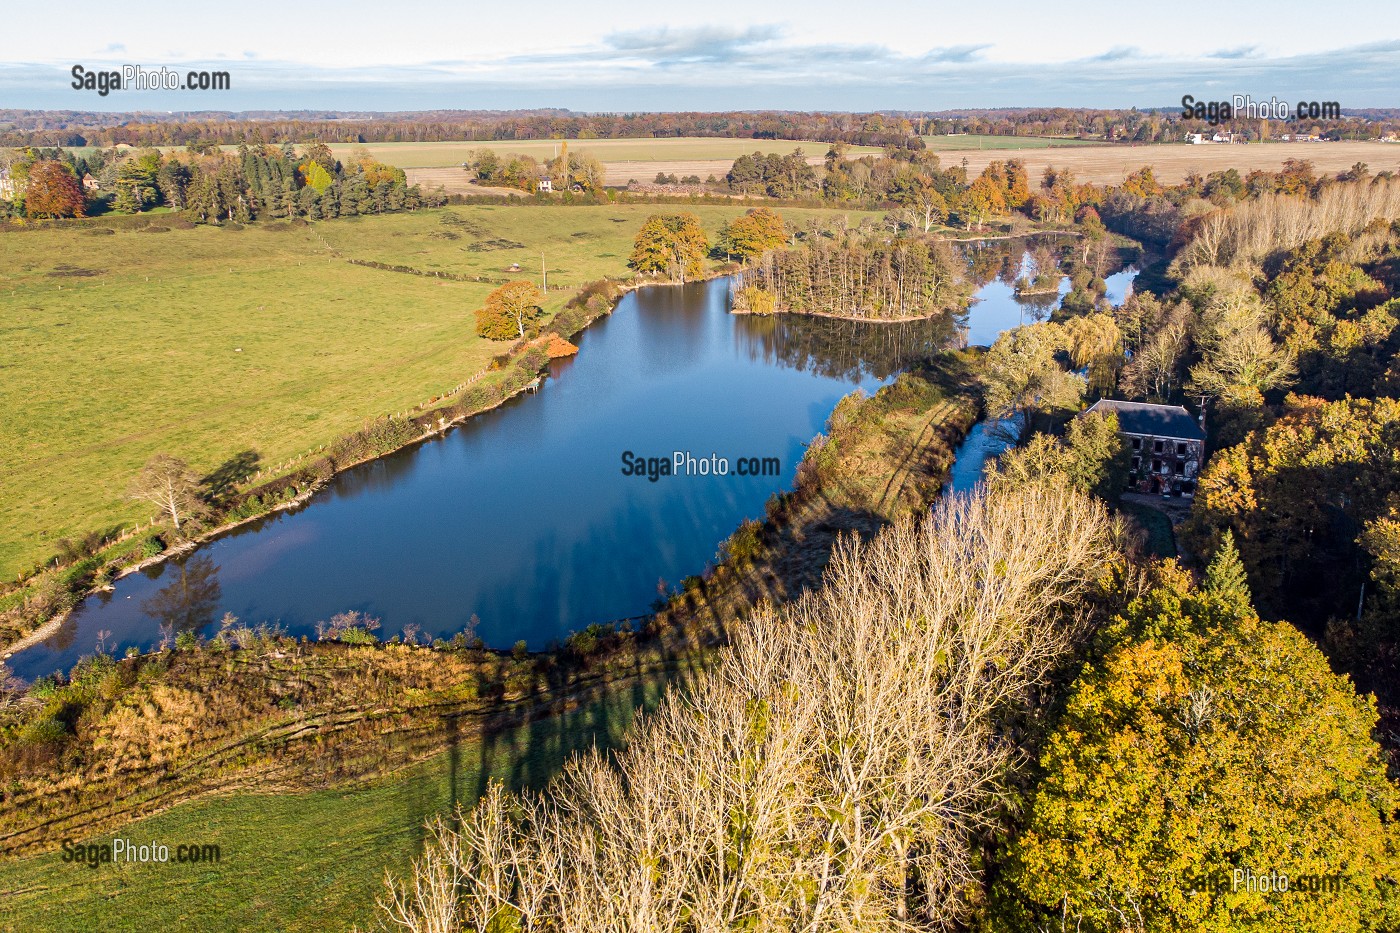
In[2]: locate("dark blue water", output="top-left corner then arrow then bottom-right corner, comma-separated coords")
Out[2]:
9,248 -> 1137,680
9,278 -> 953,679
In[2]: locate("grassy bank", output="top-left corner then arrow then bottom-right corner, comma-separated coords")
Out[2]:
0,669 -> 677,933
0,203 -> 880,581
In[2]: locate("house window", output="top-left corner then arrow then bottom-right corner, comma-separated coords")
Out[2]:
1131,456 -> 1140,470
1153,440 -> 1164,453
1152,459 -> 1162,472
1176,442 -> 1187,455
1131,438 -> 1141,451
1174,462 -> 1185,475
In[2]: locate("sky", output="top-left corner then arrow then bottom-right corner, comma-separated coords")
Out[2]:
1,0 -> 1397,112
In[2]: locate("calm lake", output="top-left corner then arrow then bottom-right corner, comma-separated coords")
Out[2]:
10,242 -> 1136,680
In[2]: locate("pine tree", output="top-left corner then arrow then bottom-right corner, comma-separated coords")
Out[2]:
1203,529 -> 1252,612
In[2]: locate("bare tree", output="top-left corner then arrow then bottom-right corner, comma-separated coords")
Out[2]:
127,453 -> 205,532
379,484 -> 1117,932
1120,303 -> 1191,401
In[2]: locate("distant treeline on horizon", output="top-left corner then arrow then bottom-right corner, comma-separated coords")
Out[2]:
3,107 -> 1397,149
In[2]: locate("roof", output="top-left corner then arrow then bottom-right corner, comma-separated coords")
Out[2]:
1082,399 -> 1206,441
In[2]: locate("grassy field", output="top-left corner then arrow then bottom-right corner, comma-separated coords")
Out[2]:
0,203 -> 880,580
921,134 -> 1104,150
325,137 -> 878,169
0,670 -> 675,933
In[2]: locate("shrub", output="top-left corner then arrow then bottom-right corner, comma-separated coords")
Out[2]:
721,518 -> 765,566
338,627 -> 379,646
18,717 -> 69,747
516,346 -> 549,374
566,623 -> 611,658
735,284 -> 776,314
317,609 -> 382,644
27,676 -> 61,699
363,417 -> 419,456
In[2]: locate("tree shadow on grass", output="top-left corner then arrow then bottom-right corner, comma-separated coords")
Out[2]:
202,450 -> 262,503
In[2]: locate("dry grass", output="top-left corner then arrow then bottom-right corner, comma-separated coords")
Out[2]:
326,138 -> 873,169
408,156 -> 832,191
401,168 -> 530,197
928,141 -> 1399,185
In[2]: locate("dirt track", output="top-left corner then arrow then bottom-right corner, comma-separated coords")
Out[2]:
928,141 -> 1400,185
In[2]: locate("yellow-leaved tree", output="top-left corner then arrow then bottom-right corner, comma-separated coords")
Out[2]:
990,539 -> 1400,932
629,212 -> 709,281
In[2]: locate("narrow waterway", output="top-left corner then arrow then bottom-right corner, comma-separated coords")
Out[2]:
10,243 -> 1137,680
947,259 -> 1138,493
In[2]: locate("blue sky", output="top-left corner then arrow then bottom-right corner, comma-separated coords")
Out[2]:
1,0 -> 1397,111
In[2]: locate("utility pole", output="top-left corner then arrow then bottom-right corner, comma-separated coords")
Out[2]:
541,252 -> 547,292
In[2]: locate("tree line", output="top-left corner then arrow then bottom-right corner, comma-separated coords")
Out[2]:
6,106 -> 1396,150
378,483 -> 1400,931
0,142 -> 444,223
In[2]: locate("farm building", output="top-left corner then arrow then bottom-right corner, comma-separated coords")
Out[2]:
1082,399 -> 1206,495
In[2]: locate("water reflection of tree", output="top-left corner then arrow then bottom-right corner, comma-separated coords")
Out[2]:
141,555 -> 223,636
736,312 -> 958,382
956,235 -> 1079,288
1016,293 -> 1061,323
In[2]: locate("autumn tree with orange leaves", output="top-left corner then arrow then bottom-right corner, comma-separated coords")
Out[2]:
24,161 -> 86,219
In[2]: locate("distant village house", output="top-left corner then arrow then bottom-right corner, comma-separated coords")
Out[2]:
1082,399 -> 1206,495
